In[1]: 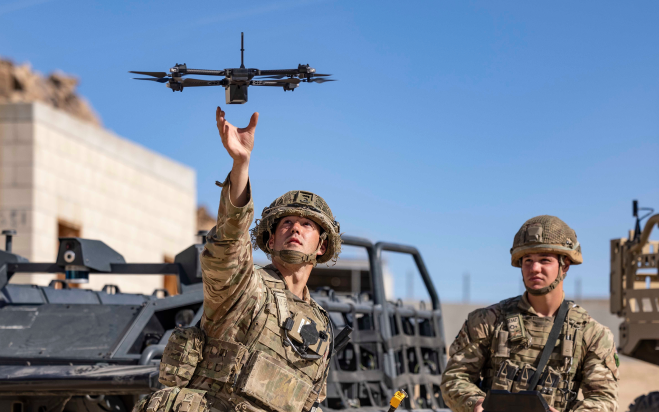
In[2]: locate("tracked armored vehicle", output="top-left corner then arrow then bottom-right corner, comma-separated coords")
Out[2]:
0,233 -> 449,412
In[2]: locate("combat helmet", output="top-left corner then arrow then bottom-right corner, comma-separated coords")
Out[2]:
251,190 -> 341,265
510,215 -> 582,295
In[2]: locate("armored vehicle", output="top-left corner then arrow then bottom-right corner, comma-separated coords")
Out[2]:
610,201 -> 659,412
0,233 -> 449,412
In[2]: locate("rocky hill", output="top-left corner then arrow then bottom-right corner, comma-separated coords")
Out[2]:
0,58 -> 101,126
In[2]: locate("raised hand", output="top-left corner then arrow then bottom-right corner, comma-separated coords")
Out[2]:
216,106 -> 259,165
216,107 -> 258,207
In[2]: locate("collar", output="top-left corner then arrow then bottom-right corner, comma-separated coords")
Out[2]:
264,264 -> 311,304
518,292 -> 535,314
518,292 -> 565,317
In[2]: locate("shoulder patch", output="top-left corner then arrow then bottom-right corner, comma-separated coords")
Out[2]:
604,350 -> 620,380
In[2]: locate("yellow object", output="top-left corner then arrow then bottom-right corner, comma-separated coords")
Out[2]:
390,390 -> 408,409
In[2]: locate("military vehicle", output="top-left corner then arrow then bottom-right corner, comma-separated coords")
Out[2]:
610,201 -> 659,412
0,232 -> 449,412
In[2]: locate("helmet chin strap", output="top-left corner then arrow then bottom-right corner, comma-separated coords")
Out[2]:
523,256 -> 566,296
270,233 -> 327,266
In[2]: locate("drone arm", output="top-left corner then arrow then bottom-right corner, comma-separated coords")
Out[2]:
181,78 -> 229,87
182,69 -> 226,76
249,83 -> 279,87
257,69 -> 300,76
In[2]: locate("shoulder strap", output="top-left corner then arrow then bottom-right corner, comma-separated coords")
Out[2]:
258,266 -> 286,289
271,289 -> 290,327
257,266 -> 290,326
527,300 -> 571,390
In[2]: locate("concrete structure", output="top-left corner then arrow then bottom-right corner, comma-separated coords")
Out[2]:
0,102 -> 196,294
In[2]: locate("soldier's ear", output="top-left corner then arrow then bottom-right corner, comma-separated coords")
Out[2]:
317,239 -> 328,256
267,233 -> 275,250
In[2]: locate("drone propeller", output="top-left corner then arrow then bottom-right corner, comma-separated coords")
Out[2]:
129,71 -> 169,78
257,73 -> 332,79
308,78 -> 336,83
133,77 -> 170,83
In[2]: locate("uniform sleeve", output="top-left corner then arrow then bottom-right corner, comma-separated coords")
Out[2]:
200,175 -> 257,324
572,322 -> 619,412
440,308 -> 497,412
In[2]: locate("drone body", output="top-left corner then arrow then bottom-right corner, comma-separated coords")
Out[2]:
130,33 -> 334,104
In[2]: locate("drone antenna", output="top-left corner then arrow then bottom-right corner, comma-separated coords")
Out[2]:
240,32 -> 245,69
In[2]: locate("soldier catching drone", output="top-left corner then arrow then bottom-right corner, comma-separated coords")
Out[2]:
133,107 -> 344,412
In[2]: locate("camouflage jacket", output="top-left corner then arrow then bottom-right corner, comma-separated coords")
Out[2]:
196,177 -> 330,411
440,294 -> 619,412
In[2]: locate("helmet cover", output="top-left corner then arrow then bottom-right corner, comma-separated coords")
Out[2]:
511,215 -> 582,296
251,190 -> 341,264
510,215 -> 582,267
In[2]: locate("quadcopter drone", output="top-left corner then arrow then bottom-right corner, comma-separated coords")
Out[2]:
129,32 -> 334,104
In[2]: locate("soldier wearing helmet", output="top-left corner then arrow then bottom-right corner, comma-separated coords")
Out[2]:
153,108 -> 340,412
441,216 -> 619,412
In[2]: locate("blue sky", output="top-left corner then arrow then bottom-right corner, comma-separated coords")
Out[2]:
1,0 -> 657,302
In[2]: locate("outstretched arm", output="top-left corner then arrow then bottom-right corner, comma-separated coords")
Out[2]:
201,108 -> 261,329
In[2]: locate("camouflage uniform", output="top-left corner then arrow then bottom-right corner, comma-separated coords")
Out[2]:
163,178 -> 333,412
440,216 -> 619,412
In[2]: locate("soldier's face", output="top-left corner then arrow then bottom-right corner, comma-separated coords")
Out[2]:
268,216 -> 327,257
521,253 -> 570,291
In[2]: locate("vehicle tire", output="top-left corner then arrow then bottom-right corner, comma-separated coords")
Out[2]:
629,392 -> 659,412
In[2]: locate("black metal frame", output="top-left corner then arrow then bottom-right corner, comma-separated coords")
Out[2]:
373,242 -> 440,310
0,263 -> 182,290
326,236 -> 447,410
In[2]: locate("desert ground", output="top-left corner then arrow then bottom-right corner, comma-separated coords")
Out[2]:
617,355 -> 659,410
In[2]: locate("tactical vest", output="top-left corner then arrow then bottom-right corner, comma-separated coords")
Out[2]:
155,266 -> 331,412
482,298 -> 589,412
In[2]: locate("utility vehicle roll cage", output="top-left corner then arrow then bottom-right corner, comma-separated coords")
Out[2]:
326,236 -> 448,410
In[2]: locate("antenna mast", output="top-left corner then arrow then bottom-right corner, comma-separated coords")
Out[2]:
240,32 -> 245,68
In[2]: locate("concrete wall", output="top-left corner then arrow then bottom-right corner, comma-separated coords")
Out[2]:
0,102 -> 196,294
